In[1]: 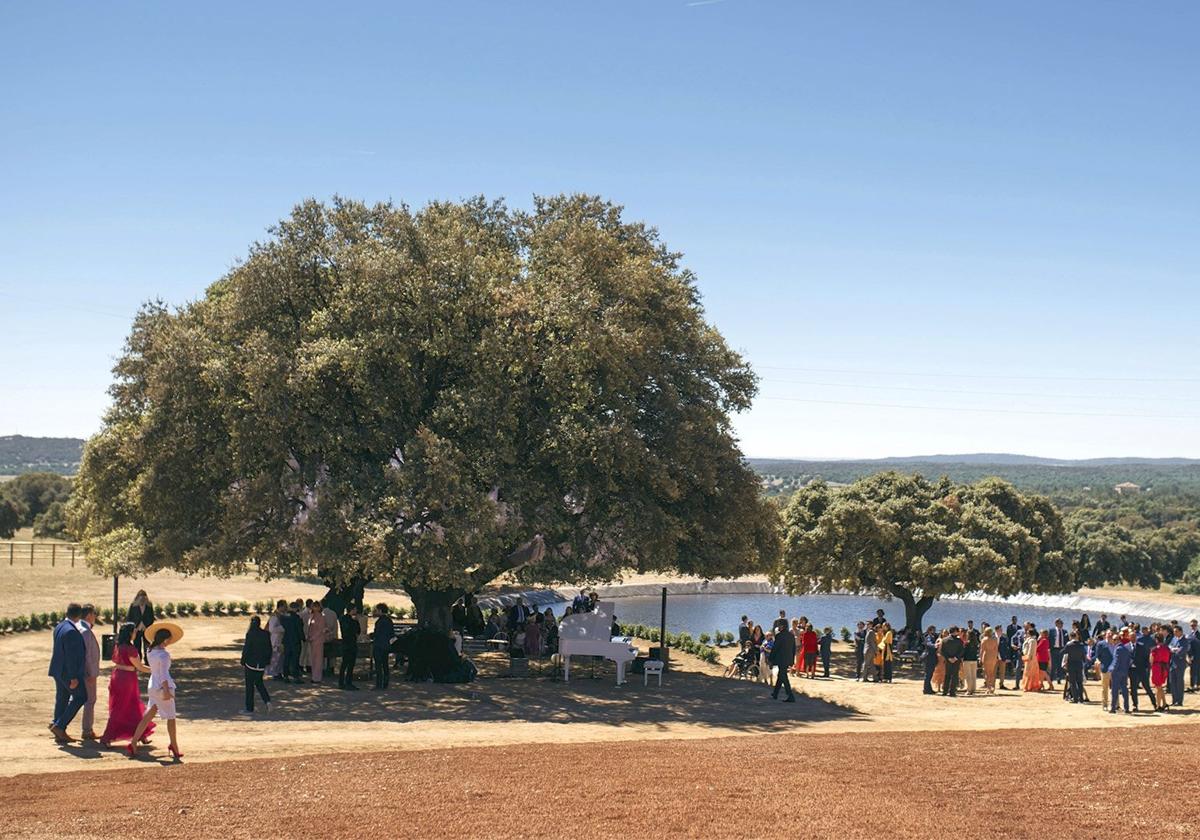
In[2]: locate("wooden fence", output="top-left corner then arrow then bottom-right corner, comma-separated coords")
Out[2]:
1,541 -> 83,567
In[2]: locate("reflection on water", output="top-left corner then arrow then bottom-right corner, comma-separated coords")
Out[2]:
603,593 -> 1165,637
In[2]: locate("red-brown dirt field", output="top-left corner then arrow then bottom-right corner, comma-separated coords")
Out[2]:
3,724 -> 1197,839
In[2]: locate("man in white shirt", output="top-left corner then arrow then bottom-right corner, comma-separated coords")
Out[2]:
78,604 -> 102,740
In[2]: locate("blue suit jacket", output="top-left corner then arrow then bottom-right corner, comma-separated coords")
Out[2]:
48,619 -> 85,683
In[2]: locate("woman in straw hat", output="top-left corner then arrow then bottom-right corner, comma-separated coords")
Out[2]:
129,622 -> 184,759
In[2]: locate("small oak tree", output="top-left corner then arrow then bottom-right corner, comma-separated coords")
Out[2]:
778,472 -> 1074,631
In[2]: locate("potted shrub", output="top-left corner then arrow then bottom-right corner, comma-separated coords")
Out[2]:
0,617 -> 10,633
840,626 -> 852,643
240,600 -> 251,615
201,601 -> 213,616
215,600 -> 227,615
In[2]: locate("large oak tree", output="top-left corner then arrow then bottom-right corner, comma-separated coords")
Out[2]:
778,472 -> 1074,631
68,196 -> 779,627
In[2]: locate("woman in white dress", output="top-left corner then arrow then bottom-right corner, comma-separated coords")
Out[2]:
129,625 -> 184,759
266,600 -> 286,678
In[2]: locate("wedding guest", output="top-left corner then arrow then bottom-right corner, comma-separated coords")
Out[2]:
1130,626 -> 1155,712
996,626 -> 1012,690
802,623 -> 819,679
961,627 -> 979,695
921,626 -> 938,695
369,604 -> 393,691
939,626 -> 964,697
1109,632 -> 1133,714
523,610 -> 544,657
1150,632 -> 1171,712
1021,629 -> 1043,692
338,605 -> 361,690
1189,619 -> 1200,691
818,627 -> 833,678
1062,631 -> 1087,703
281,600 -> 304,682
267,600 -> 287,679
322,600 -> 339,676
543,608 -> 559,654
769,623 -> 796,702
125,590 -> 155,661
932,629 -> 948,693
240,616 -> 272,714
306,602 -> 326,684
79,604 -> 102,740
1093,614 -> 1111,638
1095,630 -> 1115,710
979,626 -> 999,694
1079,613 -> 1092,640
131,624 -> 183,759
853,622 -> 867,679
1168,625 -> 1188,706
48,603 -> 87,743
100,624 -> 154,747
1037,629 -> 1052,687
875,622 -> 894,683
861,625 -> 879,683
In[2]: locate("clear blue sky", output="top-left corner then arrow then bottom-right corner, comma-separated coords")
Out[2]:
2,2 -> 1197,458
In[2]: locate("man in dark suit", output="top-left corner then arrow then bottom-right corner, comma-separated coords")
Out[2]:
506,599 -> 529,635
1189,620 -> 1200,692
47,603 -> 87,743
738,616 -> 751,648
1093,614 -> 1111,639
853,622 -> 867,680
338,605 -> 361,690
770,628 -> 796,702
282,600 -> 304,682
1062,631 -> 1087,703
1130,626 -> 1154,711
921,626 -> 939,694
1049,620 -> 1067,683
939,626 -> 965,697
371,604 -> 395,690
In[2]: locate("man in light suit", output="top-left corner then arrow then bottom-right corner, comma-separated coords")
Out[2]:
48,603 -> 87,743
79,604 -> 102,740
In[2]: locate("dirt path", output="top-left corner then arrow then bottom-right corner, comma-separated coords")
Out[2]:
3,725 -> 1196,839
5,619 -> 1198,780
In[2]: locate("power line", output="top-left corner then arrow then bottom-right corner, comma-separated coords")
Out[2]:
757,395 -> 1199,420
758,364 -> 1200,384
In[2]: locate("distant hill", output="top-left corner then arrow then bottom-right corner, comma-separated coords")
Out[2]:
0,435 -> 84,476
748,454 -> 1200,497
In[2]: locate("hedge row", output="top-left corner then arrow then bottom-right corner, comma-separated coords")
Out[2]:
0,599 -> 411,633
617,622 -> 721,665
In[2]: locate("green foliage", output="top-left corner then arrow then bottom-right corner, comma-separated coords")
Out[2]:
238,600 -> 251,614
68,196 -> 779,626
840,626 -> 852,642
214,600 -> 226,615
11,615 -> 29,631
0,499 -> 20,539
780,473 -> 1072,629
0,472 -> 72,528
29,613 -> 43,631
164,602 -> 176,617
698,632 -> 711,645
101,607 -> 113,622
32,501 -> 69,539
0,617 -> 10,632
201,601 -> 213,616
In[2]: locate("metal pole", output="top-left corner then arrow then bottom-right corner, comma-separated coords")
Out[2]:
31,543 -> 35,566
52,544 -> 56,566
71,546 -> 75,568
112,575 -> 119,635
660,586 -> 667,668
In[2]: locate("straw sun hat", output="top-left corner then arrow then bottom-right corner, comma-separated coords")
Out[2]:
144,621 -> 185,647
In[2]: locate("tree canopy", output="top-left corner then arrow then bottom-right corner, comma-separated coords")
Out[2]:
68,195 -> 779,624
0,472 -> 72,530
778,472 -> 1073,631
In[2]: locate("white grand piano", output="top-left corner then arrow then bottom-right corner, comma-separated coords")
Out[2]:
558,601 -> 639,685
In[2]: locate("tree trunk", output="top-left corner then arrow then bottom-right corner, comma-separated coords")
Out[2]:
319,573 -> 368,615
405,584 -> 462,632
886,584 -> 935,636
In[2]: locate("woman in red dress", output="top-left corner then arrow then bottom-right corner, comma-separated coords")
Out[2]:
1036,630 -> 1052,687
802,624 -> 820,678
100,624 -> 155,746
1150,632 -> 1171,712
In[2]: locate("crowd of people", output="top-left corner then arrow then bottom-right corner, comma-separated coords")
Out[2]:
47,595 -> 184,758
731,607 -> 1200,715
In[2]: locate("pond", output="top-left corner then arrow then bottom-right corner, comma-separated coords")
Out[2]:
600,593 -> 1165,639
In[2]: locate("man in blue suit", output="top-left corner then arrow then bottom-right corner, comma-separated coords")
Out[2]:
48,603 -> 87,742
1109,633 -> 1133,714
1189,619 -> 1200,692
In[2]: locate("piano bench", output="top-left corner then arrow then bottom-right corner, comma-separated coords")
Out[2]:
643,659 -> 664,687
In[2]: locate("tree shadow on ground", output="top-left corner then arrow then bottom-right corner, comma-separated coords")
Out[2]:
173,651 -> 860,733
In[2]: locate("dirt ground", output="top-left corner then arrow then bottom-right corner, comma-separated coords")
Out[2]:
2,724 -> 1196,839
4,617 -> 1198,781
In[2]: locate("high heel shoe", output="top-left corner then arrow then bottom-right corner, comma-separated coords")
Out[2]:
168,744 -> 183,759
126,742 -> 138,758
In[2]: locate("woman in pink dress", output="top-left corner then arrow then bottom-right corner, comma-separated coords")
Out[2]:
100,625 -> 155,746
306,603 -> 326,683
